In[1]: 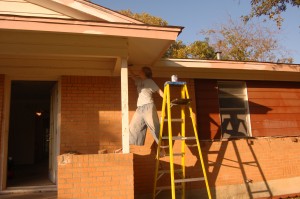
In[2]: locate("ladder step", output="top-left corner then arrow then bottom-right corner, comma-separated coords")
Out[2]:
158,169 -> 182,174
159,145 -> 169,149
163,118 -> 183,122
186,144 -> 198,147
174,177 -> 205,183
156,185 -> 182,191
171,98 -> 191,105
165,81 -> 186,86
162,136 -> 196,140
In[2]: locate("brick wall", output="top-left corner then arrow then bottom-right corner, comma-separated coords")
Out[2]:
202,137 -> 300,186
59,76 -> 197,197
132,136 -> 300,198
60,76 -> 125,154
59,76 -> 300,198
57,153 -> 134,199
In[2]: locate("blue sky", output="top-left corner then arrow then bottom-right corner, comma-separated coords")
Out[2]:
93,0 -> 300,64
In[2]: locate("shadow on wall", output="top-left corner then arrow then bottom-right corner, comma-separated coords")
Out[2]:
195,81 -> 274,199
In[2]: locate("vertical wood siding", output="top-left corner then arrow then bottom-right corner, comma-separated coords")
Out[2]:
247,81 -> 300,137
195,79 -> 222,139
195,80 -> 300,139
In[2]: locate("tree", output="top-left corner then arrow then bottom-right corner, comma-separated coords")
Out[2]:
163,40 -> 217,59
188,40 -> 216,59
163,40 -> 189,58
243,0 -> 300,28
119,9 -> 216,59
201,18 -> 293,63
119,9 -> 168,26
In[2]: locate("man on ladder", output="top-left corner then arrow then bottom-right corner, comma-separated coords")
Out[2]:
128,66 -> 164,146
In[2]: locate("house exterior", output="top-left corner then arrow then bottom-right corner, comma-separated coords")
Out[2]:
0,0 -> 299,199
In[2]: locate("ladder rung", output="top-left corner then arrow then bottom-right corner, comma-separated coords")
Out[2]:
162,136 -> 196,140
163,118 -> 183,122
156,185 -> 182,191
174,177 -> 204,183
186,144 -> 198,147
158,169 -> 182,174
159,145 -> 169,149
171,98 -> 191,105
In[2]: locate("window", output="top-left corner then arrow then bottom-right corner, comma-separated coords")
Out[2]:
217,81 -> 251,138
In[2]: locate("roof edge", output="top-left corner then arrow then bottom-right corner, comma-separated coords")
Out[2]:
155,58 -> 300,73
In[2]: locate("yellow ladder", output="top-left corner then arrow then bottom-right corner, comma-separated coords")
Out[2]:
153,81 -> 212,199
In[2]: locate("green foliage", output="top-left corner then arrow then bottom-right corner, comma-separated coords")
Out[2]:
119,9 -> 168,26
201,18 -> 293,63
164,40 -> 188,58
164,40 -> 216,59
188,40 -> 216,59
243,0 -> 300,28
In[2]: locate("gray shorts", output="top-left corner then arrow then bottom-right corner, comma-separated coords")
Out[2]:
129,103 -> 160,146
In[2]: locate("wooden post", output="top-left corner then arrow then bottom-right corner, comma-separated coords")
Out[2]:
0,76 -> 11,190
121,58 -> 129,153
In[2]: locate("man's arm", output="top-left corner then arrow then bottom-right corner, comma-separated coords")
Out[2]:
157,89 -> 164,98
128,68 -> 138,81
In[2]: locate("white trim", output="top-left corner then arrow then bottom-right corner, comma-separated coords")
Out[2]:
1,185 -> 57,194
244,82 -> 252,137
56,79 -> 61,173
121,58 -> 129,153
217,81 -> 252,138
0,15 -> 182,40
0,75 -> 60,191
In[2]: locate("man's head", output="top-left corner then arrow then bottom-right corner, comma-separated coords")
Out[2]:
140,66 -> 152,79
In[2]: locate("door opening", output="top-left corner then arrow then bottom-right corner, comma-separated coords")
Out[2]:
7,81 -> 56,187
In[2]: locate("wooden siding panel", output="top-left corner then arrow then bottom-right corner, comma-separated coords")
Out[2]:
0,0 -> 71,18
247,81 -> 300,137
195,79 -> 222,139
250,113 -> 300,121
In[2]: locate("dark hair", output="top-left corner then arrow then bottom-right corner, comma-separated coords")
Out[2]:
142,66 -> 152,79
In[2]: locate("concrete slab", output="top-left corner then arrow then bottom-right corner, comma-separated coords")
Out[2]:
0,192 -> 57,199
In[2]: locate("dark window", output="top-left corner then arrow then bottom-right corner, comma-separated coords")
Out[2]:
217,81 -> 251,138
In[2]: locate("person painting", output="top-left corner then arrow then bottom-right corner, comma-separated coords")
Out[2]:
128,66 -> 164,146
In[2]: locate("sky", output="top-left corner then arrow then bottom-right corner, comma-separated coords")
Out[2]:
93,0 -> 300,64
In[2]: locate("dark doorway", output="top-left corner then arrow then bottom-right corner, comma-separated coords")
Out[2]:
7,81 -> 56,187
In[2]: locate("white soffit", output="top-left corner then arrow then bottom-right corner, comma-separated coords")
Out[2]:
0,0 -> 71,19
25,0 -> 144,23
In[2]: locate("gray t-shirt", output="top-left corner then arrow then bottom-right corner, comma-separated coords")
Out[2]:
135,78 -> 159,107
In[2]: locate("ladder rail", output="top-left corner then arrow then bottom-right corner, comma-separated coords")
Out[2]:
184,85 -> 212,199
181,86 -> 186,199
166,84 -> 176,199
153,83 -> 168,199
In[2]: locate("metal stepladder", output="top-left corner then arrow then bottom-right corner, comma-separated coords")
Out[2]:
153,81 -> 212,199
